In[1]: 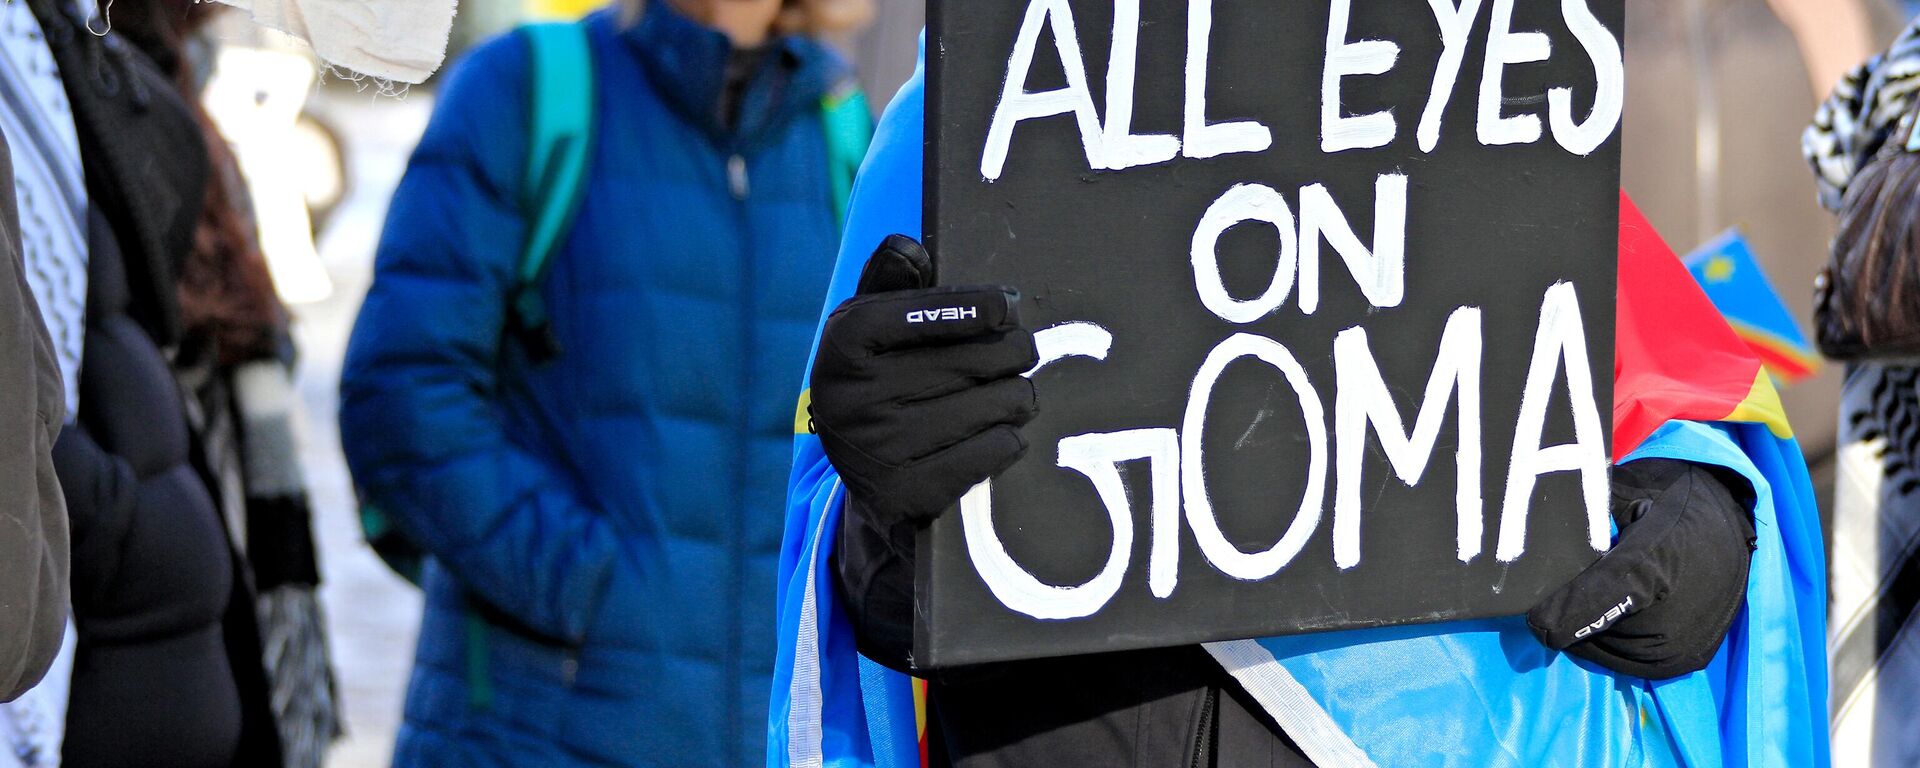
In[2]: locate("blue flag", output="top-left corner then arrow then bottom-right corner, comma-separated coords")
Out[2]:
1683,231 -> 1821,383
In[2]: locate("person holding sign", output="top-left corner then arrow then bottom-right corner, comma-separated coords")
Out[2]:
771,24 -> 1829,768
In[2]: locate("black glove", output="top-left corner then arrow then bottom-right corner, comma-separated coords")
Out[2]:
1526,458 -> 1758,680
811,235 -> 1041,531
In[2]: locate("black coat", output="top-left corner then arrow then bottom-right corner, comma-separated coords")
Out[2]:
837,514 -> 1317,768
53,210 -> 254,767
28,0 -> 280,764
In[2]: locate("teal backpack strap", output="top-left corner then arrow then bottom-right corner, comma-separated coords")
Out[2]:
463,608 -> 495,711
819,79 -> 872,228
357,501 -> 422,586
510,21 -> 597,362
457,21 -> 596,714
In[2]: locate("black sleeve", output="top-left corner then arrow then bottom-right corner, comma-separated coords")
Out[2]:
0,134 -> 71,702
831,497 -> 921,674
1611,456 -> 1757,522
50,424 -> 142,621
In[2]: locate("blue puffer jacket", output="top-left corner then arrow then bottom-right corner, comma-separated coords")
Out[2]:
338,5 -> 848,766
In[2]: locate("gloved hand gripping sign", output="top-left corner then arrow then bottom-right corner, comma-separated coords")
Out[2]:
773,3 -> 1830,766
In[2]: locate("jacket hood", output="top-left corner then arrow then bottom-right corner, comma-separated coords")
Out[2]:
614,1 -> 850,152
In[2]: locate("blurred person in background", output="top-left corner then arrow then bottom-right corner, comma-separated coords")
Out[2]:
21,0 -> 290,763
338,0 -> 871,765
1807,17 -> 1920,767
107,1 -> 342,766
0,127 -> 74,758
0,0 -> 88,762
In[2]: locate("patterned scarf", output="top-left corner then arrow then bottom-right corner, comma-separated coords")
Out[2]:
0,4 -> 87,763
1805,18 -> 1920,211
1806,18 -> 1920,766
0,0 -> 87,419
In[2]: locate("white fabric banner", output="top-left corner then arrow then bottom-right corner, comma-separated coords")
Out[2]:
211,0 -> 457,84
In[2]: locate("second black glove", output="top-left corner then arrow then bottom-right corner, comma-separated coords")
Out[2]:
810,235 -> 1041,531
1526,458 -> 1758,680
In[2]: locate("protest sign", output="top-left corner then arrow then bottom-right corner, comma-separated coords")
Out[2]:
917,0 -> 1624,668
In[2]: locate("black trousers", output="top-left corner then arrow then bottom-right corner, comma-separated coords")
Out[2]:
925,645 -> 1318,768
836,507 -> 1319,767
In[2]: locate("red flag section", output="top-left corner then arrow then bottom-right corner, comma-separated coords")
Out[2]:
1613,192 -> 1793,460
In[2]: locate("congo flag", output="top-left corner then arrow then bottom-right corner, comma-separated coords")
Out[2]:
1680,230 -> 1821,384
1613,197 -> 1797,459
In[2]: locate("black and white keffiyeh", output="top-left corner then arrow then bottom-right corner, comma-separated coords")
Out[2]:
1806,18 -> 1920,211
1810,17 -> 1920,766
0,0 -> 87,419
0,3 -> 86,764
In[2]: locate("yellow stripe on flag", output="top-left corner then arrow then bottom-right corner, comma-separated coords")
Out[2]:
795,389 -> 813,435
1725,369 -> 1795,440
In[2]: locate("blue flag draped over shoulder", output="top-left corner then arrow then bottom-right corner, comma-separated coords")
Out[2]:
770,47 -> 1829,768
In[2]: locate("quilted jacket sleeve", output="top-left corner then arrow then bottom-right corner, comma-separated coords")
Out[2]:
339,35 -> 618,644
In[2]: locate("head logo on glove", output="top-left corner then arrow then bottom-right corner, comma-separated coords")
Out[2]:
811,236 -> 1040,532
908,307 -> 981,324
1572,596 -> 1635,640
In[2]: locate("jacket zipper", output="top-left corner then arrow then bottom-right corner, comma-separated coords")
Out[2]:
1191,685 -> 1218,768
728,154 -> 750,200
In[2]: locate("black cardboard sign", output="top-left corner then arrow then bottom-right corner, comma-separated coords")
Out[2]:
917,0 -> 1624,669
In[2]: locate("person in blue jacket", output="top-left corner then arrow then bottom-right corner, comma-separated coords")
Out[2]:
339,1 -> 869,765
771,43 -> 1830,768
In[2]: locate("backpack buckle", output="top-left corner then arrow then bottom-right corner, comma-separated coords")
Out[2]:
510,289 -> 564,363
